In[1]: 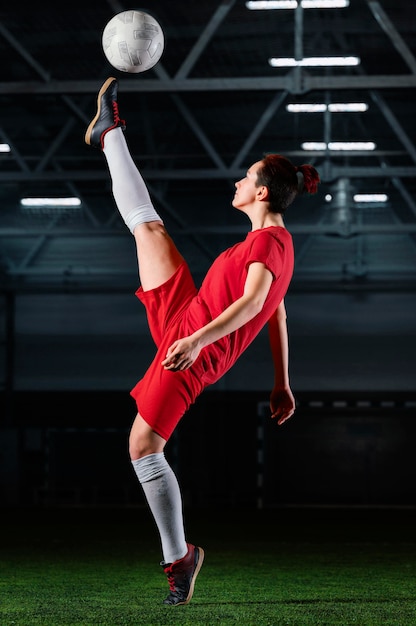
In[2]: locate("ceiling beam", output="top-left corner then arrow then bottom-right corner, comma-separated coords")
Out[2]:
174,0 -> 237,80
1,165 -> 416,182
2,224 -> 416,237
367,1 -> 416,75
0,74 -> 415,96
370,90 -> 416,164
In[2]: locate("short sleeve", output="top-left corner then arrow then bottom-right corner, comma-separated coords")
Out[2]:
245,231 -> 283,280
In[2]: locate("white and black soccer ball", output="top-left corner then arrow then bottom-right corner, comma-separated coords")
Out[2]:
102,10 -> 164,73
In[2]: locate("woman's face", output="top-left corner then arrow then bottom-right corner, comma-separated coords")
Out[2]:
232,160 -> 263,211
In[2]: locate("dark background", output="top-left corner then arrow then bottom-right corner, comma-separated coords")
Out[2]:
0,0 -> 415,510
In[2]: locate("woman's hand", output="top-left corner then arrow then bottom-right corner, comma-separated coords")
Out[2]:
161,335 -> 202,371
270,385 -> 296,425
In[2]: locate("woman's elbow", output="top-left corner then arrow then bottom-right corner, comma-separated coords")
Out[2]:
251,296 -> 268,317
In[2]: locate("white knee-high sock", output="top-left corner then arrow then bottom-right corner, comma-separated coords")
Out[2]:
132,452 -> 187,564
102,128 -> 162,234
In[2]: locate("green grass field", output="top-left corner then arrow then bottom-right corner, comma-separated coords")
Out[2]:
1,507 -> 415,625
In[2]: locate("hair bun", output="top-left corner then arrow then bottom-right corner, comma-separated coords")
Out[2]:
296,164 -> 320,194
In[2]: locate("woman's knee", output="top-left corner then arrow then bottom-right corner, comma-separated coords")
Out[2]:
128,433 -> 156,460
133,221 -> 169,244
129,413 -> 165,460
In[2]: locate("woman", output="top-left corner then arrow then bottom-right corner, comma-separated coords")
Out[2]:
85,77 -> 320,606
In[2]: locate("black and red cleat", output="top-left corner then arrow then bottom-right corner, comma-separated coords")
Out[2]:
161,543 -> 204,606
85,77 -> 126,149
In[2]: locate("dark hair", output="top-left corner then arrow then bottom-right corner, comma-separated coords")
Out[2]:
256,154 -> 320,214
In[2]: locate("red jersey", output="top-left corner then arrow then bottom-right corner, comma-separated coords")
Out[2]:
180,225 -> 294,383
131,225 -> 294,440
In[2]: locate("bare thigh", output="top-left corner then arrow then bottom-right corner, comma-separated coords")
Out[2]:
133,221 -> 184,291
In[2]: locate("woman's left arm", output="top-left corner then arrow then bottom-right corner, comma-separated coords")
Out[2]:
268,300 -> 296,425
162,261 -> 273,371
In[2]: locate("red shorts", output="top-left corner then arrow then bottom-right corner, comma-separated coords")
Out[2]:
130,262 -> 206,441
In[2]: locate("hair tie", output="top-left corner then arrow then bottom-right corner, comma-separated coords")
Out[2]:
296,168 -> 304,192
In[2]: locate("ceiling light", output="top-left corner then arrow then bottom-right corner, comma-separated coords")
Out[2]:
287,103 -> 368,113
328,103 -> 368,112
287,104 -> 327,112
246,1 -> 297,8
246,0 -> 349,9
269,56 -> 360,67
353,194 -> 389,203
302,142 -> 328,150
302,0 -> 349,6
301,142 -> 376,150
326,192 -> 389,203
20,197 -> 82,208
0,143 -> 11,152
329,142 -> 376,151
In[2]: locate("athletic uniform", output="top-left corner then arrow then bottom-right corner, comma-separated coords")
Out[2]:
85,78 -> 311,604
131,225 -> 294,440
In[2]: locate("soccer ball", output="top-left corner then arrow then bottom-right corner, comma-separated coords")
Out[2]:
102,10 -> 164,73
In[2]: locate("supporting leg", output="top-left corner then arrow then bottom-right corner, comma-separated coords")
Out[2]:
130,414 -> 187,564
130,414 -> 204,606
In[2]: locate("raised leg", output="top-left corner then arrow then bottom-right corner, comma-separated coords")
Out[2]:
85,77 -> 183,291
103,127 -> 183,291
132,222 -> 184,292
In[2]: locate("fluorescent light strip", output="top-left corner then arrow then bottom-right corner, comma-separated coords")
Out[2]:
287,104 -> 327,112
20,197 -> 82,208
330,142 -> 376,151
326,193 -> 389,203
302,0 -> 349,6
302,142 -> 376,150
269,56 -> 360,67
247,1 -> 350,9
247,0 -> 297,7
353,194 -> 389,203
287,103 -> 368,112
0,143 -> 11,153
329,103 -> 368,112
